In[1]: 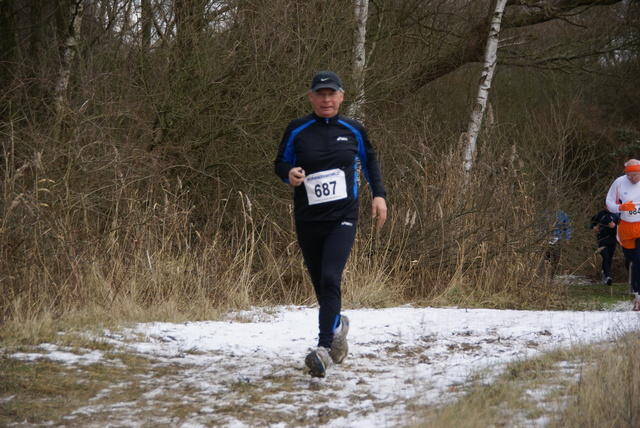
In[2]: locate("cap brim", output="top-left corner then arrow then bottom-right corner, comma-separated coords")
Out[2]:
311,84 -> 341,91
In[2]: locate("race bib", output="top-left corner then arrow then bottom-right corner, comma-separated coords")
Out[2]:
622,204 -> 640,221
304,168 -> 348,205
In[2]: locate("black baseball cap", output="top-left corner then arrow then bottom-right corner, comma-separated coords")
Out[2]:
310,71 -> 343,92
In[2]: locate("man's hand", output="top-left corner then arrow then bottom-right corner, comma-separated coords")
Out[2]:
288,167 -> 305,186
371,197 -> 387,228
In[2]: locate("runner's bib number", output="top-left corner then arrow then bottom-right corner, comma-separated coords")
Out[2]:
622,204 -> 640,220
304,168 -> 348,205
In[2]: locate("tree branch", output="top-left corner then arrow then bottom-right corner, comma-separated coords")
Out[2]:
408,0 -> 625,92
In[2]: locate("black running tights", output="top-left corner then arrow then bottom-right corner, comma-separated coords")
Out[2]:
623,239 -> 640,294
296,219 -> 357,349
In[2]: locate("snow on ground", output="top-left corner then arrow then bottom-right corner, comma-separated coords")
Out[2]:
7,301 -> 640,427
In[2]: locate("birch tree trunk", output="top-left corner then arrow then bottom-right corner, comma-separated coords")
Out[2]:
462,0 -> 507,183
54,0 -> 84,118
141,0 -> 152,50
0,0 -> 18,93
347,0 -> 368,121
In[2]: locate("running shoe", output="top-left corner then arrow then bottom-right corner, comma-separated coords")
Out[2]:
633,301 -> 640,312
329,315 -> 350,364
305,346 -> 332,378
606,277 -> 613,286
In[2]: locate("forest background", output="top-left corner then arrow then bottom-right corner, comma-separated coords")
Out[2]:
1,0 -> 639,332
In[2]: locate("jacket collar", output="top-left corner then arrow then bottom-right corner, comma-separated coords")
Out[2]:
312,112 -> 341,123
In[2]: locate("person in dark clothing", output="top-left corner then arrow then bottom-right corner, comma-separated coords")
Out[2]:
590,208 -> 619,285
274,71 -> 387,377
544,210 -> 572,276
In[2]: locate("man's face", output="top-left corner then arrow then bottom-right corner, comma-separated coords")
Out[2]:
627,171 -> 640,184
308,88 -> 344,118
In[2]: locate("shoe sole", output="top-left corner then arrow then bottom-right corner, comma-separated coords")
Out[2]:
305,350 -> 327,378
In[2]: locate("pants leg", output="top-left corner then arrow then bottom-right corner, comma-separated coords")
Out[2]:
601,242 -> 616,278
296,219 -> 357,349
622,240 -> 640,293
545,244 -> 561,275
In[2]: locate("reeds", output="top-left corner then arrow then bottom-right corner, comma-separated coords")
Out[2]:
0,102 -> 594,333
415,333 -> 640,428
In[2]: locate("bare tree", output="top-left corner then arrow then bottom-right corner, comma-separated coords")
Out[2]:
463,0 -> 508,182
54,0 -> 84,118
372,0 -> 634,93
348,0 -> 369,120
174,0 -> 206,52
141,0 -> 152,49
0,0 -> 18,94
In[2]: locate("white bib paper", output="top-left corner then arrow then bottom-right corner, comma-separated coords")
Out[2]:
304,168 -> 348,205
621,203 -> 640,222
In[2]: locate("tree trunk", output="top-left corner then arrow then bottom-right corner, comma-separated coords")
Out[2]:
0,0 -> 17,93
175,0 -> 206,53
141,0 -> 152,50
463,0 -> 507,183
408,0 -> 625,93
54,0 -> 84,118
348,0 -> 369,121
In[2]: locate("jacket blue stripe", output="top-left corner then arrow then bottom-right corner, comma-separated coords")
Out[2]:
339,119 -> 371,198
281,119 -> 316,183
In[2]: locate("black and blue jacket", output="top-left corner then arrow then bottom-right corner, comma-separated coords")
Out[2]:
274,112 -> 386,222
590,209 -> 619,247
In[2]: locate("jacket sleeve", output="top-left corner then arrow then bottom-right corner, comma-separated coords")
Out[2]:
357,125 -> 387,199
606,177 -> 623,213
274,122 -> 296,183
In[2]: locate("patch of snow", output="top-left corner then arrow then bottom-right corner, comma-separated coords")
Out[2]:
6,305 -> 640,427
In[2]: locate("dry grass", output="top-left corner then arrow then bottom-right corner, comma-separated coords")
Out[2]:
0,132 -> 582,341
414,333 -> 640,428
0,68 -> 606,342
551,334 -> 640,427
0,351 -> 172,427
1,3 -> 637,424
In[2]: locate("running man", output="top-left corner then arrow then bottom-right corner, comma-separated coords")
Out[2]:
606,158 -> 640,311
590,207 -> 619,285
274,71 -> 387,376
